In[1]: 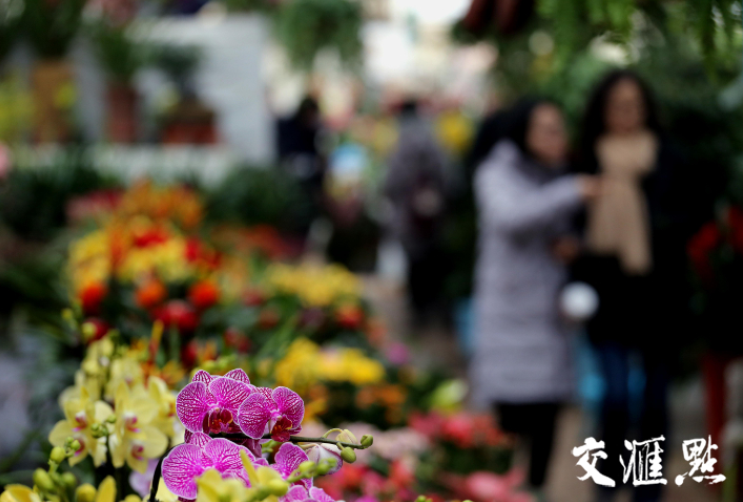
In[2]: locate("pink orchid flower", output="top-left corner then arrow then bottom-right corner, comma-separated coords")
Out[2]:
282,485 -> 335,502
237,387 -> 304,442
176,369 -> 255,435
271,443 -> 313,490
162,435 -> 266,500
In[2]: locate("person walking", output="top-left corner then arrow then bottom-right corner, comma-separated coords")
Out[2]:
470,98 -> 599,501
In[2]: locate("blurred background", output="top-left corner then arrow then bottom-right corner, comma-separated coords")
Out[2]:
1,0 -> 743,501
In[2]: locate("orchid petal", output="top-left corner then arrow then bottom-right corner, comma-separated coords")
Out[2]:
186,432 -> 212,448
273,443 -> 312,490
273,387 -> 304,431
192,370 -> 213,384
284,486 -> 309,502
224,369 -> 251,385
237,393 -> 270,439
176,382 -> 216,433
309,488 -> 335,502
208,378 -> 253,413
203,438 -> 245,474
161,444 -> 208,499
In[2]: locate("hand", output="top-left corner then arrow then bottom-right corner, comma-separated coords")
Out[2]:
552,236 -> 581,264
576,175 -> 602,202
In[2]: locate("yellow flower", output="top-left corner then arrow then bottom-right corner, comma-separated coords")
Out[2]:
104,355 -> 145,401
0,486 -> 41,502
143,376 -> 179,439
144,480 -> 178,502
195,470 -> 249,502
49,386 -> 113,467
238,451 -> 288,502
81,337 -> 115,378
110,382 -> 168,473
76,476 -> 135,502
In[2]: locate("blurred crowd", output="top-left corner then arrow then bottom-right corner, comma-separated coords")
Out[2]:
274,69 -> 736,502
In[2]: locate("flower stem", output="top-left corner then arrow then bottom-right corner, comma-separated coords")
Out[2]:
209,433 -> 368,449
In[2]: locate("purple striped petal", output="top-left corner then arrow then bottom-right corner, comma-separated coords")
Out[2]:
256,387 -> 273,400
177,382 -> 216,433
186,432 -> 211,447
273,387 -> 304,431
192,370 -> 213,384
208,377 -> 253,413
204,438 -> 245,474
309,488 -> 335,502
162,444 -> 208,499
283,486 -> 309,502
237,393 -> 271,439
273,443 -> 312,490
224,369 -> 251,385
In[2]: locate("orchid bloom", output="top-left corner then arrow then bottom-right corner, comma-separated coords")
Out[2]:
49,386 -> 113,467
237,387 -> 304,442
162,435 -> 266,500
283,486 -> 336,502
304,443 -> 342,475
270,443 -> 313,490
195,470 -> 250,502
110,382 -> 168,473
0,485 -> 42,502
177,370 -> 255,435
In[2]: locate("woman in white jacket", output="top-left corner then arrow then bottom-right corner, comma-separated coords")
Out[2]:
470,99 -> 599,499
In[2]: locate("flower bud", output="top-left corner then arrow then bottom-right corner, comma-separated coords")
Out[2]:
298,460 -> 316,475
305,443 -> 342,474
33,469 -> 55,492
360,435 -> 374,448
76,484 -> 97,502
106,415 -> 117,424
316,462 -> 331,476
337,429 -> 358,444
50,446 -> 67,464
123,495 -> 141,502
267,479 -> 289,496
69,440 -> 82,453
81,322 -> 97,341
61,473 -> 77,490
340,447 -> 356,463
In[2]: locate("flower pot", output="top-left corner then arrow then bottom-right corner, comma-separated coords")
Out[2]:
160,98 -> 218,145
106,82 -> 138,143
31,59 -> 75,143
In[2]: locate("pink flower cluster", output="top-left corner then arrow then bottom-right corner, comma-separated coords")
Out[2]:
177,369 -> 304,442
163,370 -> 320,501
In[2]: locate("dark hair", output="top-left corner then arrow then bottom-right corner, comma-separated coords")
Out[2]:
295,96 -> 319,123
399,99 -> 419,117
579,70 -> 661,172
506,97 -> 561,159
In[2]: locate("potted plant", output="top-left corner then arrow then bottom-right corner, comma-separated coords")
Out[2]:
85,0 -> 144,143
22,0 -> 86,142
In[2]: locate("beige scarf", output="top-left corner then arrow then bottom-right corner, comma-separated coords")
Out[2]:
587,131 -> 658,275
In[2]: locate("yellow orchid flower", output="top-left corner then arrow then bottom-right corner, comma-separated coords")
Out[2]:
76,476 -> 138,502
110,382 -> 167,473
104,356 -> 145,401
136,376 -> 179,439
0,486 -> 42,502
143,480 -> 179,502
49,386 -> 113,467
238,450 -> 288,502
195,470 -> 249,502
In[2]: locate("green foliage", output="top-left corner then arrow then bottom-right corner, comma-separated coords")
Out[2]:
22,0 -> 86,59
150,43 -> 202,89
275,0 -> 363,71
0,154 -> 120,240
87,22 -> 148,83
204,166 -> 315,233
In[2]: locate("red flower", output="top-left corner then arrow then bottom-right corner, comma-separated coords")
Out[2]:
243,288 -> 266,307
181,340 -> 198,368
80,282 -> 108,316
188,280 -> 220,310
135,280 -> 167,310
155,300 -> 199,333
335,304 -> 365,330
688,221 -> 722,284
132,227 -> 169,248
184,238 -> 221,269
223,328 -> 251,353
82,318 -> 110,343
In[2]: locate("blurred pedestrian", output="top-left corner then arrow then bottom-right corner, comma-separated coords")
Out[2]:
383,99 -> 449,326
469,98 -> 600,501
573,70 -> 689,502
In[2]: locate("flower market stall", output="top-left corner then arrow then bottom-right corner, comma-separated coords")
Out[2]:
0,180 -> 529,502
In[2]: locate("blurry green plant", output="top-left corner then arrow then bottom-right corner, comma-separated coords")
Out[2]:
0,74 -> 33,143
87,22 -> 148,83
151,43 -> 202,93
22,0 -> 86,59
219,0 -> 276,12
205,166 -> 314,234
275,0 -> 363,71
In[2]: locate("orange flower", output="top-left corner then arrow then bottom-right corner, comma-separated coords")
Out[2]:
80,282 -> 108,315
335,303 -> 365,330
188,280 -> 220,310
135,280 -> 167,310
